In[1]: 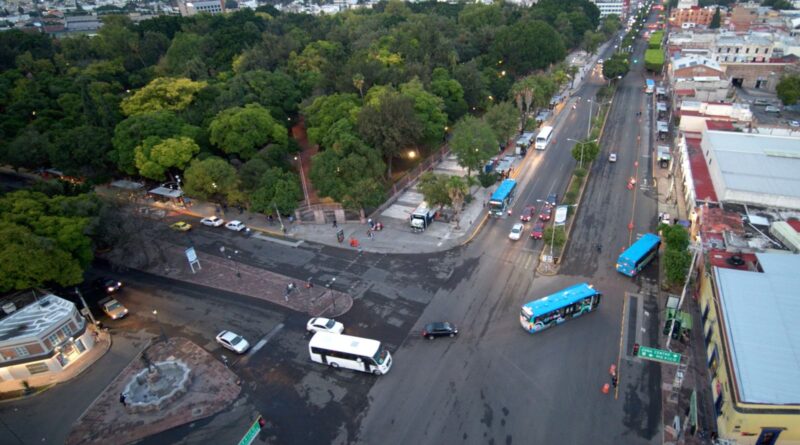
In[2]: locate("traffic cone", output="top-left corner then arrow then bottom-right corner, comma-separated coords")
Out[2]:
602,383 -> 610,394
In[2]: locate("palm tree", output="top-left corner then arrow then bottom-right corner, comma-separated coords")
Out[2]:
446,175 -> 469,229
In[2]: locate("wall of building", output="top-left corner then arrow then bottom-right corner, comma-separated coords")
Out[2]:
698,268 -> 800,444
670,7 -> 713,28
723,63 -> 786,91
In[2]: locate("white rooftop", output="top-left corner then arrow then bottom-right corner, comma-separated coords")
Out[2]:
672,55 -> 722,72
715,253 -> 800,404
0,295 -> 76,345
703,129 -> 800,210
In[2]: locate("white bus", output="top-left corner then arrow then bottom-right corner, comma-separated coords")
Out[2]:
309,332 -> 392,375
535,126 -> 554,150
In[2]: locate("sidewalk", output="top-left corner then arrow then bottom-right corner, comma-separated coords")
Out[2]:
136,242 -> 352,317
65,337 -> 241,445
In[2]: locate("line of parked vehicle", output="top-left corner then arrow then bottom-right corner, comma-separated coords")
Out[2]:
169,216 -> 248,233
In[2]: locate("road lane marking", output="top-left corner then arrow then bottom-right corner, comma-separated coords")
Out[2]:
616,293 -> 628,400
251,323 -> 284,354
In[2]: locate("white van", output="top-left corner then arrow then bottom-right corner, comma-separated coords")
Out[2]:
309,332 -> 392,375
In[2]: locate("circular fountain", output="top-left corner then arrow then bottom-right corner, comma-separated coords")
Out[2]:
122,359 -> 191,413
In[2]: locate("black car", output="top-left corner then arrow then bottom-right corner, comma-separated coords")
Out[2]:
422,322 -> 458,340
546,193 -> 558,207
94,277 -> 122,294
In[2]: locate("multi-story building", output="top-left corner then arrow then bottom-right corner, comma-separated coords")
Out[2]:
670,6 -> 714,29
0,295 -> 96,386
178,0 -> 224,16
668,56 -> 731,103
590,0 -> 625,18
713,33 -> 774,63
696,252 -> 800,445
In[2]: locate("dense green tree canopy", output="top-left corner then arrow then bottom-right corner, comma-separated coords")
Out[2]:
208,104 -> 288,160
0,191 -> 99,292
120,77 -> 207,116
182,156 -> 239,202
134,136 -> 200,180
491,20 -> 566,75
777,75 -> 800,105
449,115 -> 497,178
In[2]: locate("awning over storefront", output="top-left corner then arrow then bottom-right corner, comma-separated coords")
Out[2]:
148,186 -> 183,199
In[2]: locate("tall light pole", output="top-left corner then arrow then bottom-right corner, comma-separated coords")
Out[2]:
567,138 -> 598,170
153,309 -> 167,342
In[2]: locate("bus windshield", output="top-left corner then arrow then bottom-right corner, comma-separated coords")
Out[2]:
373,347 -> 389,365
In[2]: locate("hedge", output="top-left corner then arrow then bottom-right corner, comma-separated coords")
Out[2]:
645,49 -> 664,72
648,31 -> 664,49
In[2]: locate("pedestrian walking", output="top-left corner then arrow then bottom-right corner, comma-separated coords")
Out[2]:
120,393 -> 127,407
332,218 -> 337,228
367,229 -> 374,239
367,218 -> 374,229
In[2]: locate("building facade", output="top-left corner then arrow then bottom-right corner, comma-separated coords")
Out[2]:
697,253 -> 800,445
0,295 -> 96,386
670,6 -> 714,29
178,0 -> 225,16
590,0 -> 625,18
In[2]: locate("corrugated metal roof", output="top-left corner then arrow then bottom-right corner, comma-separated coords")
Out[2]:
705,130 -> 800,202
0,295 -> 75,345
715,253 -> 800,404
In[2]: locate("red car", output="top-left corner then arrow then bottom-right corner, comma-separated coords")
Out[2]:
539,207 -> 552,221
531,222 -> 545,239
520,205 -> 536,222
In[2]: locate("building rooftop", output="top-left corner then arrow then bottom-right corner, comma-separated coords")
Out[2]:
0,295 -> 75,343
686,136 -> 719,202
715,253 -> 800,404
673,56 -> 722,72
704,130 -> 800,209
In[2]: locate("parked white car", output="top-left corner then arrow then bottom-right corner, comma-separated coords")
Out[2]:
225,220 -> 246,232
509,223 -> 524,241
609,153 -> 617,162
307,317 -> 345,334
215,330 -> 250,354
201,216 -> 224,227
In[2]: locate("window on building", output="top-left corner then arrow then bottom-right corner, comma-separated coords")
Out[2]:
726,47 -> 731,53
745,48 -> 750,54
755,48 -> 759,54
708,344 -> 719,378
735,48 -> 740,54
714,391 -> 723,417
705,326 -> 712,345
26,362 -> 48,375
702,303 -> 710,321
14,346 -> 30,357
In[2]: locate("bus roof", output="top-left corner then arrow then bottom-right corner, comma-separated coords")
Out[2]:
618,233 -> 661,263
490,179 -> 517,202
522,283 -> 599,317
309,332 -> 381,356
537,126 -> 553,139
646,79 -> 655,86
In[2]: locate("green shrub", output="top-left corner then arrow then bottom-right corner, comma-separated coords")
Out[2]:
574,167 -> 587,178
645,49 -> 664,72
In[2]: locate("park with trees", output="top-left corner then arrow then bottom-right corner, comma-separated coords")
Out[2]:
0,0 -> 621,290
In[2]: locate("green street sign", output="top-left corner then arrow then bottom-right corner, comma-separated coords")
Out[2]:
238,418 -> 263,445
637,346 -> 681,364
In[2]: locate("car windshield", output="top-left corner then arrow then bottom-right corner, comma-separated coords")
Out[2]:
107,302 -> 121,310
324,319 -> 336,329
512,226 -> 522,233
230,335 -> 243,345
373,347 -> 389,365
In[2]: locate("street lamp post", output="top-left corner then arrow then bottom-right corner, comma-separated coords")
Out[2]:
325,277 -> 337,314
567,138 -> 599,170
587,99 -> 593,139
152,309 -> 167,342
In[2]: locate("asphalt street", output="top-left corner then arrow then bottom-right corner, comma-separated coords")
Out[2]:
355,18 -> 664,445
0,14 -> 670,445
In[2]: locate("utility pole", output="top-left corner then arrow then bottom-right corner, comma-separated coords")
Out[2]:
666,242 -> 701,350
75,287 -> 97,326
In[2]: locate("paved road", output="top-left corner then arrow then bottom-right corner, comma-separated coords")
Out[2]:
354,22 -> 664,445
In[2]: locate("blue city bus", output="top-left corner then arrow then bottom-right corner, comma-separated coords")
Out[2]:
616,233 -> 661,277
519,283 -> 602,333
489,179 -> 517,217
